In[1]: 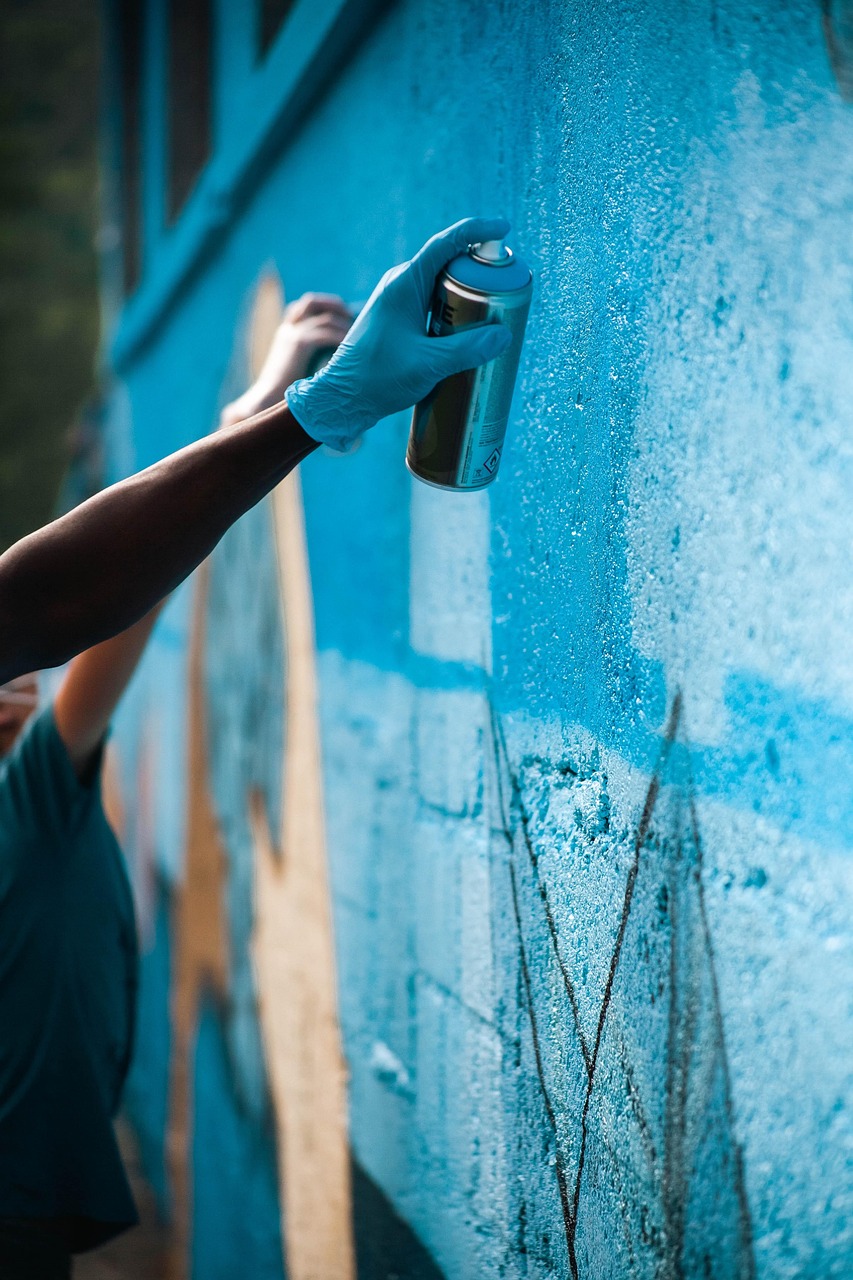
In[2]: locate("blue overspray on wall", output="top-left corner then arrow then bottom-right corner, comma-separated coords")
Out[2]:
191,998 -> 284,1280
103,1 -> 853,1276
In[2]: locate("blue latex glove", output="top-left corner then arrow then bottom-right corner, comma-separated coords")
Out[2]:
285,217 -> 513,451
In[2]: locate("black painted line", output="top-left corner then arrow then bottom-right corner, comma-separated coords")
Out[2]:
510,861 -> 578,1280
489,705 -> 592,1074
686,789 -> 757,1280
567,692 -> 683,1261
488,700 -> 512,836
515,784 -> 593,1077
663,831 -> 692,1278
618,1037 -> 658,1169
492,690 -> 758,1278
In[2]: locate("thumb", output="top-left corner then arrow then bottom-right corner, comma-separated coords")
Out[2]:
434,323 -> 512,377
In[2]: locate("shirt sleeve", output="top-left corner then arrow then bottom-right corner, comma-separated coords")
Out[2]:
0,704 -> 102,845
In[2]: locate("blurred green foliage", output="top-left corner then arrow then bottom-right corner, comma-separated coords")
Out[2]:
0,0 -> 100,551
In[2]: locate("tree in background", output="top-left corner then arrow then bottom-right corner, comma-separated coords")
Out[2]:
0,0 -> 100,551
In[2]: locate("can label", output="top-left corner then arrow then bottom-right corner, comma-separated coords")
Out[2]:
427,304 -> 506,485
454,352 -> 506,486
408,270 -> 532,491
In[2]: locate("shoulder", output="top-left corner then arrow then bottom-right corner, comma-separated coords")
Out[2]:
0,703 -> 101,846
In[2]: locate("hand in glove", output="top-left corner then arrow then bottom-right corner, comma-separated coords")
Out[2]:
285,217 -> 512,451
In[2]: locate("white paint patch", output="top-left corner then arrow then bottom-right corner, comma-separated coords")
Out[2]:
368,1039 -> 411,1091
409,480 -> 492,670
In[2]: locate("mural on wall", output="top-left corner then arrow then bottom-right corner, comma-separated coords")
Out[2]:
169,275 -> 355,1279
491,697 -> 755,1279
104,1 -> 853,1276
166,559 -> 231,1278
115,273 -> 447,1279
245,274 -> 355,1280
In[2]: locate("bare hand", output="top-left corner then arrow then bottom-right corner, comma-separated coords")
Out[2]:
221,293 -> 352,427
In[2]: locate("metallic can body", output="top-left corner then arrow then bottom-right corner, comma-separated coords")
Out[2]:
407,265 -> 532,491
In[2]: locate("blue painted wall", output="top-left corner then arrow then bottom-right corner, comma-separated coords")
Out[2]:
104,1 -> 853,1276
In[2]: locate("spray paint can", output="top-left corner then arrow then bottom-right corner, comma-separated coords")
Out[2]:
406,239 -> 532,490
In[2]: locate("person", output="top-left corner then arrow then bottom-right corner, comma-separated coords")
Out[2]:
0,217 -> 512,1277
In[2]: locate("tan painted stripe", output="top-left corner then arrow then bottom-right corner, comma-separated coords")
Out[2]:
166,563 -> 230,1280
249,472 -> 355,1280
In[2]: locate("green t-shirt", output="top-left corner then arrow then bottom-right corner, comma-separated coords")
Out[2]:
0,705 -> 139,1251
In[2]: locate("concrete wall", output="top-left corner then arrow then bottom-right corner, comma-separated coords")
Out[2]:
103,1 -> 853,1276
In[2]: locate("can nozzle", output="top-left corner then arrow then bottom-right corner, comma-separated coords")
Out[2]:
470,239 -> 513,265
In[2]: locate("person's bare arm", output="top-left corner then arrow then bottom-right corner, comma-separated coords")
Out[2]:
45,294 -> 352,774
0,403 -> 316,686
0,216 -> 510,687
52,602 -> 165,777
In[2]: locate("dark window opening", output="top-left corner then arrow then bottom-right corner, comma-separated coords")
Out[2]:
167,0 -> 213,221
118,0 -> 143,294
259,0 -> 298,57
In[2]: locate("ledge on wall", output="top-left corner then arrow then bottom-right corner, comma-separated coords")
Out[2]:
110,0 -> 393,372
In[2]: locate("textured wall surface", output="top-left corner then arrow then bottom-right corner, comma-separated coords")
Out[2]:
104,1 -> 853,1276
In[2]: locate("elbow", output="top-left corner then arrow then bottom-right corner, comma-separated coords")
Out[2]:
0,616 -> 31,687
0,560 -> 29,682
0,555 -> 69,683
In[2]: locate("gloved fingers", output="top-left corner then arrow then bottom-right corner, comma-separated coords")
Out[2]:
409,217 -> 511,298
432,322 -> 512,376
286,292 -> 352,322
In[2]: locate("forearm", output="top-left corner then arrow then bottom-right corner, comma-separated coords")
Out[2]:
0,217 -> 509,685
0,401 -> 315,683
53,600 -> 168,774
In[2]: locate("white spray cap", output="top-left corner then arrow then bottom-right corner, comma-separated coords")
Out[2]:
471,238 -> 512,264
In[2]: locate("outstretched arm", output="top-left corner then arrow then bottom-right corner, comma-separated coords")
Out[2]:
50,292 -> 353,776
0,403 -> 316,685
0,216 -> 511,686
